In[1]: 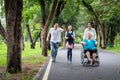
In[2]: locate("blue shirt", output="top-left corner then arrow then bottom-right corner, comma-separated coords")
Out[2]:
82,39 -> 97,50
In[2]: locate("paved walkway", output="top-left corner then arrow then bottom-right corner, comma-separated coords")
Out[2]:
36,44 -> 120,80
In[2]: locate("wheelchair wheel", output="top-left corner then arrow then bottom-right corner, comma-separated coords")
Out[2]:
81,50 -> 84,64
93,61 -> 100,67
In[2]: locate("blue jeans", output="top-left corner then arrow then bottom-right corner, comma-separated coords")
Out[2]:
50,42 -> 59,60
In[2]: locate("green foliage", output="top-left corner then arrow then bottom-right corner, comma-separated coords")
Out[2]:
114,33 -> 120,46
22,42 -> 46,63
22,0 -> 41,41
20,73 -> 33,80
74,31 -> 83,43
0,43 -> 7,66
60,0 -> 80,25
0,0 -> 4,18
107,46 -> 120,53
84,0 -> 94,4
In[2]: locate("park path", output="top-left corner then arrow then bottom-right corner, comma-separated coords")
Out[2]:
37,44 -> 120,80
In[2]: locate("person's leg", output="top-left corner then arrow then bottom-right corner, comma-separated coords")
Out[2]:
92,49 -> 97,64
92,53 -> 96,60
69,48 -> 72,62
86,51 -> 91,61
54,42 -> 60,60
50,42 -> 56,61
67,48 -> 70,61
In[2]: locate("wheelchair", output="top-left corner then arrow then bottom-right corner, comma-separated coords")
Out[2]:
81,48 -> 100,67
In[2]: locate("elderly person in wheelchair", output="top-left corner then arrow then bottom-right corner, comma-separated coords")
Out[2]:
81,33 -> 97,65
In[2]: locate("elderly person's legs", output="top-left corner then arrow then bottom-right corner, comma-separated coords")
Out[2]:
86,51 -> 91,64
92,53 -> 96,61
92,49 -> 97,64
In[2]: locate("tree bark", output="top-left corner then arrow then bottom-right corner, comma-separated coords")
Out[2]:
39,0 -> 46,49
31,32 -> 40,48
100,22 -> 106,48
21,30 -> 25,50
4,0 -> 23,73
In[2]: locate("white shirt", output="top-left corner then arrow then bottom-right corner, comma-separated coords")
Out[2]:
83,28 -> 97,39
49,27 -> 63,43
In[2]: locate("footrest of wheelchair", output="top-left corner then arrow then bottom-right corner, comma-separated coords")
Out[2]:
82,61 -> 100,67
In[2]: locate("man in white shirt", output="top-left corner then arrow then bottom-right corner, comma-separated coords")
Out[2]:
47,23 -> 65,62
83,22 -> 97,40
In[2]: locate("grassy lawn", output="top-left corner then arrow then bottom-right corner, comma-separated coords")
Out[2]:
0,42 -> 7,66
0,42 -> 48,80
106,46 -> 120,53
22,42 -> 47,64
0,42 -> 47,66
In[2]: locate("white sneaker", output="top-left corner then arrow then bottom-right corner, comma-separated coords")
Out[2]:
52,59 -> 55,62
68,60 -> 72,63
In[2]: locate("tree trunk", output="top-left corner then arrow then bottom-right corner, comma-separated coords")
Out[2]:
26,23 -> 35,49
62,24 -> 66,46
94,20 -> 98,40
39,0 -> 45,48
99,22 -> 106,49
39,0 -> 46,56
4,0 -> 23,73
21,30 -> 25,50
82,0 -> 106,48
31,32 -> 40,48
40,0 -> 58,56
41,29 -> 48,56
26,23 -> 41,49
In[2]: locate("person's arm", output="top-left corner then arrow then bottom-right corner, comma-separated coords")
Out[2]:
65,31 -> 68,39
72,32 -> 75,39
81,42 -> 85,45
46,33 -> 51,41
95,41 -> 98,46
81,39 -> 86,45
60,25 -> 66,32
93,40 -> 97,46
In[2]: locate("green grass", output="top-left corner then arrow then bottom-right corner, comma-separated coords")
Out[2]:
106,46 -> 120,53
0,42 -> 47,66
0,43 -> 7,66
22,42 -> 47,63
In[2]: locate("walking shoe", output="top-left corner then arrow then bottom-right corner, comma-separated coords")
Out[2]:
52,59 -> 55,62
67,60 -> 72,63
87,60 -> 91,64
70,60 -> 72,63
92,60 -> 95,65
70,59 -> 72,62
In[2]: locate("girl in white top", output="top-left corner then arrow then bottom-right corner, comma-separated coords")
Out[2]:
65,25 -> 75,62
